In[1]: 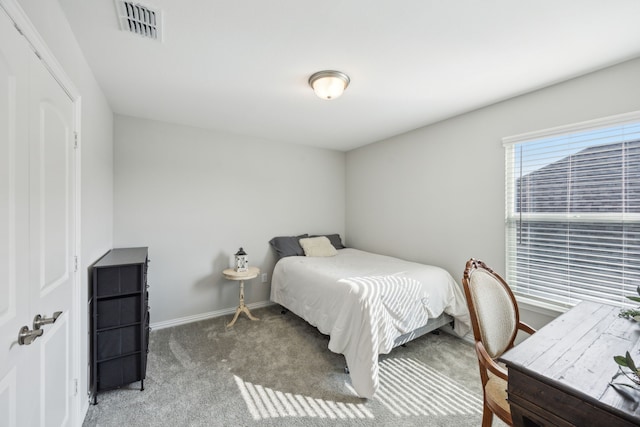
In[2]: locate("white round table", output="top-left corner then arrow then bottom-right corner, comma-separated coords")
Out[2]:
222,266 -> 260,327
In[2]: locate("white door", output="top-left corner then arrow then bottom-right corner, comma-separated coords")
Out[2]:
0,8 -> 31,426
0,7 -> 76,427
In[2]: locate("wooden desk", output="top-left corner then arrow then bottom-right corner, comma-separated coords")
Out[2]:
500,301 -> 640,427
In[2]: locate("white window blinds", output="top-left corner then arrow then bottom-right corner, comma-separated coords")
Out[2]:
504,112 -> 640,308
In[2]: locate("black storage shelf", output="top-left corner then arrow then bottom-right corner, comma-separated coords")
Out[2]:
96,290 -> 144,300
96,321 -> 142,332
96,354 -> 144,391
90,247 -> 149,405
97,350 -> 143,364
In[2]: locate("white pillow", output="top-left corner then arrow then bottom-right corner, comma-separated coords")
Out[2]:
299,236 -> 337,257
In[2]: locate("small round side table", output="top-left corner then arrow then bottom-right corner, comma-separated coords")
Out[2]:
222,266 -> 260,327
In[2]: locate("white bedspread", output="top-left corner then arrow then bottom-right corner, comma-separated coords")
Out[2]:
270,248 -> 471,398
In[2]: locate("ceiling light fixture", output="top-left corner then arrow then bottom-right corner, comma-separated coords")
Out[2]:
308,70 -> 350,100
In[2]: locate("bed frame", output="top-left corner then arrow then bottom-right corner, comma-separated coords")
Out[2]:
393,312 -> 454,347
281,307 -> 453,374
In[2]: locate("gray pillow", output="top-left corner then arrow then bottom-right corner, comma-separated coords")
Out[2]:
269,234 -> 309,258
310,234 -> 345,249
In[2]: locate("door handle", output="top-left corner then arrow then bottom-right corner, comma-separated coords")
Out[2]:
33,311 -> 62,330
18,326 -> 44,345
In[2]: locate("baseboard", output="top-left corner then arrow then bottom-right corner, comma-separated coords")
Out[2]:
150,300 -> 275,330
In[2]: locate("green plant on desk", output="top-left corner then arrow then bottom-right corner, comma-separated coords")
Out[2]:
613,287 -> 640,391
612,351 -> 640,390
619,286 -> 640,321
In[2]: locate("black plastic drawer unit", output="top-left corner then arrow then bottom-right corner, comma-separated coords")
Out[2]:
90,247 -> 149,404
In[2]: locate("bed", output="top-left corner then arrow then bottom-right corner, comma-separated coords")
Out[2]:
269,239 -> 471,399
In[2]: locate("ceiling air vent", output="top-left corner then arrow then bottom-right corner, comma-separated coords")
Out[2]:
114,0 -> 162,41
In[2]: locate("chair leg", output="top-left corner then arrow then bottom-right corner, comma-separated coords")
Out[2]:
481,405 -> 494,427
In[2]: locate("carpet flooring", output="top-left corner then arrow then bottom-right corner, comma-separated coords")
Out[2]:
83,304 -> 494,426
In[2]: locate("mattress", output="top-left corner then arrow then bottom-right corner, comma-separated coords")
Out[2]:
270,248 -> 471,398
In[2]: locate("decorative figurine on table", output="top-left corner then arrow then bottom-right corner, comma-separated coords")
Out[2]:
234,247 -> 248,273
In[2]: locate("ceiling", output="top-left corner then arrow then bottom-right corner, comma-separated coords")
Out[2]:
58,0 -> 640,151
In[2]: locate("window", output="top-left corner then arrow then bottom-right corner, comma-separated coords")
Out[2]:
504,112 -> 640,308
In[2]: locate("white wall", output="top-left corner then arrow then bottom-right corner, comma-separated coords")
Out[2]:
346,57 -> 640,328
16,0 -> 114,418
114,115 -> 345,325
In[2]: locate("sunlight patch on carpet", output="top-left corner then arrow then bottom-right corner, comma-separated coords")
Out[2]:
234,376 -> 374,421
376,357 -> 483,417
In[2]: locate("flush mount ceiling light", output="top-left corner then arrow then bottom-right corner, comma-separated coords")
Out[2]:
308,70 -> 350,100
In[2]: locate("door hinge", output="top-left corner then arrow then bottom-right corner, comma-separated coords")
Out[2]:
74,256 -> 78,272
74,132 -> 79,149
73,379 -> 78,396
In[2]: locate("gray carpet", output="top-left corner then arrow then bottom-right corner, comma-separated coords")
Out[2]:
83,305 -> 490,426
